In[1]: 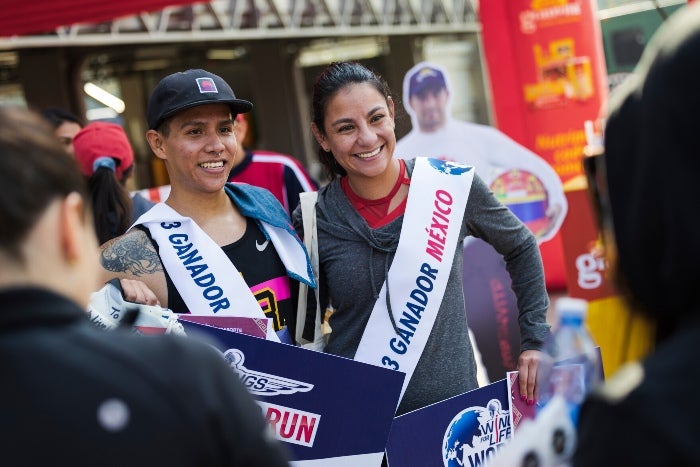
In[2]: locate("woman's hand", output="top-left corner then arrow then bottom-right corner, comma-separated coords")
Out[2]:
517,349 -> 545,406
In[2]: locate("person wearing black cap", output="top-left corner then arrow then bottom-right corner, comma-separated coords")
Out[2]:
97,69 -> 315,344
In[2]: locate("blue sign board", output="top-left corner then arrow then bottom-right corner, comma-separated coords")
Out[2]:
386,379 -> 511,467
181,321 -> 405,466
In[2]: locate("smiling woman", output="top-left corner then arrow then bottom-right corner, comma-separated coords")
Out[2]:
146,104 -> 237,198
312,81 -> 398,196
292,62 -> 551,427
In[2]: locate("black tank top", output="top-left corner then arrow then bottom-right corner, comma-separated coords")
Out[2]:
138,218 -> 298,336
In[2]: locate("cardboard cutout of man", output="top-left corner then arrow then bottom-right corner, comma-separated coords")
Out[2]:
396,61 -> 567,243
396,62 -> 568,384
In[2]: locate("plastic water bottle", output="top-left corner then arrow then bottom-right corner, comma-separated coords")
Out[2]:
487,298 -> 601,467
536,297 -> 602,426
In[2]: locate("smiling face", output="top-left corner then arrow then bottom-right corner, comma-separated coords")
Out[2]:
312,82 -> 396,187
147,103 -> 236,195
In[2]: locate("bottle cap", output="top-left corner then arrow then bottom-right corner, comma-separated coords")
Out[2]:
555,297 -> 588,320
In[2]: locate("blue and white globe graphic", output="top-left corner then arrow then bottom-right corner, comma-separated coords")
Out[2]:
442,406 -> 486,467
442,399 -> 510,467
428,158 -> 472,176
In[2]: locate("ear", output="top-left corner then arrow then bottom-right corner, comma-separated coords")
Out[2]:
234,115 -> 248,143
59,192 -> 88,264
387,96 -> 396,123
237,115 -> 249,133
146,129 -> 167,161
311,122 -> 329,152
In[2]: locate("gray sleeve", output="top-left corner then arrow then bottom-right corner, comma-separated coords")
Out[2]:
464,174 -> 551,351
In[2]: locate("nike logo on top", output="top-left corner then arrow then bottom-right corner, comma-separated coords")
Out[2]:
256,239 -> 270,252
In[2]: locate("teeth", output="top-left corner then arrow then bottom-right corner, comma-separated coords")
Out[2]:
356,146 -> 381,159
200,161 -> 224,169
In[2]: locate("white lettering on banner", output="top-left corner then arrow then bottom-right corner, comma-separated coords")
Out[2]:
381,263 -> 438,370
135,202 -> 281,342
575,252 -> 605,289
425,189 -> 454,263
519,3 -> 582,34
257,401 -> 321,447
163,223 -> 231,313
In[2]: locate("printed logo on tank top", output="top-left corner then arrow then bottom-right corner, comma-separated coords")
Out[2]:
222,219 -> 293,331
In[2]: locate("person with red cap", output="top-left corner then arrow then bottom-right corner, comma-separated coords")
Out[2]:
73,121 -> 154,244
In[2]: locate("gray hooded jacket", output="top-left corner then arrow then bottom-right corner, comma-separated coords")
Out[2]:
293,158 -> 549,415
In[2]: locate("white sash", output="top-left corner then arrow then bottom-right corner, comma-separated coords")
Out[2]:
133,203 -> 281,342
354,157 -> 474,401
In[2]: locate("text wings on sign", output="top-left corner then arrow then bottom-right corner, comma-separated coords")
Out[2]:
223,348 -> 314,396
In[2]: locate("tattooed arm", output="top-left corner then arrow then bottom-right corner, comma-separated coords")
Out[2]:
98,229 -> 169,308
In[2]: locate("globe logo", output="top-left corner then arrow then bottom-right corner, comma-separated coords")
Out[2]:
442,400 -> 511,467
428,158 -> 473,176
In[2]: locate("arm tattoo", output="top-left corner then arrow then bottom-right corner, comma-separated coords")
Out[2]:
100,233 -> 163,276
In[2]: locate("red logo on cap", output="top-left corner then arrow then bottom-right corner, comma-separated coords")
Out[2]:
196,77 -> 218,93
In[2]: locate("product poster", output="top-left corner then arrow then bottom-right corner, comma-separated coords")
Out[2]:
480,0 -> 609,185
180,321 -> 405,467
385,379 -> 511,467
559,188 -> 655,376
479,0 -> 610,293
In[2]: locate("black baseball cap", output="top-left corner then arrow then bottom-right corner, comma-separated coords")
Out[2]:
147,69 -> 253,130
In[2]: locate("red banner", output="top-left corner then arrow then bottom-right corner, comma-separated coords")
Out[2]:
480,0 -> 609,290
559,189 -> 615,301
480,0 -> 608,183
0,0 -> 208,37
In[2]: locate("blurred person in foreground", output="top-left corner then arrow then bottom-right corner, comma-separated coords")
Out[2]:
98,69 -> 315,342
0,106 -> 290,467
73,121 -> 155,244
229,113 -> 319,216
574,4 -> 700,466
40,107 -> 84,156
